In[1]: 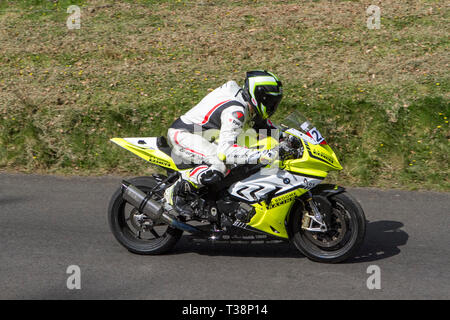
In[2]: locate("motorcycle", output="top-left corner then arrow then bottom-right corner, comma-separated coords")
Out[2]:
108,112 -> 366,263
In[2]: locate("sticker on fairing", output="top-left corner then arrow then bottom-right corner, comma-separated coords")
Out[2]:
285,128 -> 316,144
307,127 -> 325,144
300,121 -> 310,131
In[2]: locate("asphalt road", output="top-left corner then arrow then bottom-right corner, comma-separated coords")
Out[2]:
0,173 -> 449,299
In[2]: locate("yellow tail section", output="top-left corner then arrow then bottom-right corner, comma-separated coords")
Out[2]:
110,138 -> 181,171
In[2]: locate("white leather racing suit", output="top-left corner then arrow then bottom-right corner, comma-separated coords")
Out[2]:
167,80 -> 277,185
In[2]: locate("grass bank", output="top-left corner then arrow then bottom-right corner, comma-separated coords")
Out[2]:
0,0 -> 448,191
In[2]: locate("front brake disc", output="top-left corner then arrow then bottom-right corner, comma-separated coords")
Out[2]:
304,208 -> 347,248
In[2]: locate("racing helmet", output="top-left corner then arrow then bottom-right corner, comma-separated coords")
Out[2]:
243,70 -> 283,119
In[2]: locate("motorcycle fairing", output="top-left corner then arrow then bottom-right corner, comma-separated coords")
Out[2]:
228,168 -> 322,203
228,168 -> 323,238
248,188 -> 304,238
283,133 -> 343,175
110,137 -> 181,171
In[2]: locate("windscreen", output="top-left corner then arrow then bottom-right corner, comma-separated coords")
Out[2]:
278,111 -> 326,145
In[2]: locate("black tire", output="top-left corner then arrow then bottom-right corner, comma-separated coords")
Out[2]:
108,176 -> 183,255
289,191 -> 366,263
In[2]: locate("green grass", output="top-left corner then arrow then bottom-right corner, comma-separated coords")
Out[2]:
0,0 -> 448,191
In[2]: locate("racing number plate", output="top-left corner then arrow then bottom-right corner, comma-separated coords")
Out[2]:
307,127 -> 325,144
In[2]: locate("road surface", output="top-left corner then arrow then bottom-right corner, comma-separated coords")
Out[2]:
0,173 -> 449,299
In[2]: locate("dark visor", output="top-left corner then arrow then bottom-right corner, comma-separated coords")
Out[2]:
263,94 -> 282,116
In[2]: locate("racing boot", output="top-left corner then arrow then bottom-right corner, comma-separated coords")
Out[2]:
164,166 -> 224,217
164,178 -> 197,217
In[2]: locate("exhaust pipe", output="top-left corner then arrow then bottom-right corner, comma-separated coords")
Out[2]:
121,180 -> 203,234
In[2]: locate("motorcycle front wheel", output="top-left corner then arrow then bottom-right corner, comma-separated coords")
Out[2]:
108,176 -> 183,255
289,191 -> 366,263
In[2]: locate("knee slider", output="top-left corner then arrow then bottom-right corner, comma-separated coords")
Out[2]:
199,170 -> 224,186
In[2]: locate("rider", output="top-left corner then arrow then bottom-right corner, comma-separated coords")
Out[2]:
165,70 -> 283,216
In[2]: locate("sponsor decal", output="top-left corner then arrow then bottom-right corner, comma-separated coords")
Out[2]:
312,148 -> 334,164
305,143 -> 337,167
267,192 -> 296,209
300,177 -> 317,190
148,155 -> 171,167
232,111 -> 245,120
231,119 -> 242,126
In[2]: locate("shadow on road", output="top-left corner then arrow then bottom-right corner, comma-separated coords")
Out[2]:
172,220 -> 408,261
173,238 -> 302,258
348,220 -> 409,263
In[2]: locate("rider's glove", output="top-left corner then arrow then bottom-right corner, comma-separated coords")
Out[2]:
258,148 -> 279,165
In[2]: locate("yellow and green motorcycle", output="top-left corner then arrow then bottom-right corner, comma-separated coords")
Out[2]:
108,112 -> 366,263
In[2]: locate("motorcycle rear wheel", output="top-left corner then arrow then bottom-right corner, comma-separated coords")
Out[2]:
108,176 -> 183,255
290,191 -> 366,263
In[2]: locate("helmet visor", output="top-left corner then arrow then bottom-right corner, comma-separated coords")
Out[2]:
262,93 -> 282,117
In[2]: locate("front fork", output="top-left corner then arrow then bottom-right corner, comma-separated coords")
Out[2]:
301,192 -> 328,232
